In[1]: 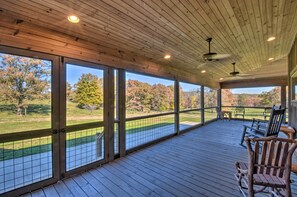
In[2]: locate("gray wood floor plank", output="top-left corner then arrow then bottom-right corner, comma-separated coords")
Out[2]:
96,166 -> 146,197
80,172 -> 116,197
63,178 -> 88,197
53,181 -> 73,197
118,156 -> 197,197
102,164 -> 160,197
31,189 -> 45,197
110,161 -> 174,197
42,185 -> 59,197
72,175 -> 102,197
88,169 -> 130,197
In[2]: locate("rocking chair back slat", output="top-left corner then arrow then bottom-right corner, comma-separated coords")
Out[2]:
272,141 -> 282,176
265,140 -> 275,174
278,142 -> 289,178
259,141 -> 268,174
254,141 -> 260,172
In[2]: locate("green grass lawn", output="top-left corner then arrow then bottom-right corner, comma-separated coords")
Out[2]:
2,102 -> 277,161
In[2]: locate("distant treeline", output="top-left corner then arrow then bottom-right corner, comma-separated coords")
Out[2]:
222,87 -> 281,107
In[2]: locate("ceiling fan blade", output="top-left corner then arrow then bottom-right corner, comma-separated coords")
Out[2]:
211,54 -> 231,60
237,73 -> 252,77
195,62 -> 207,69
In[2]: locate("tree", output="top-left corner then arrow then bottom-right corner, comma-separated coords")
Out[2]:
258,87 -> 281,106
204,89 -> 217,107
0,54 -> 50,115
221,89 -> 237,106
74,74 -> 103,110
126,80 -> 153,112
150,84 -> 173,111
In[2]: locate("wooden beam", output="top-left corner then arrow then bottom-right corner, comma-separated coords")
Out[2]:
220,76 -> 288,89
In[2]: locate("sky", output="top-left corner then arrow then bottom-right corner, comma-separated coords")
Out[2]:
67,64 -> 103,85
66,64 -> 275,94
230,87 -> 275,94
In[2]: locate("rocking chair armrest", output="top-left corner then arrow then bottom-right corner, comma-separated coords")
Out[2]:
252,118 -> 268,123
243,125 -> 265,133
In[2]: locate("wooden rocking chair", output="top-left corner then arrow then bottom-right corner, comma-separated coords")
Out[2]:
235,137 -> 297,197
240,107 -> 285,145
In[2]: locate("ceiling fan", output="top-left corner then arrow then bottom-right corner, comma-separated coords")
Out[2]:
203,37 -> 231,61
227,62 -> 251,78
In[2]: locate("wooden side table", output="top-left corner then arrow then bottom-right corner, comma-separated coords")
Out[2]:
220,111 -> 232,121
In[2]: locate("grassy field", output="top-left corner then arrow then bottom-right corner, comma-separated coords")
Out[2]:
5,102 -> 280,161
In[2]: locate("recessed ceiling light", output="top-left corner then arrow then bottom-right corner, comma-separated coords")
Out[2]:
219,78 -> 224,80
201,70 -> 206,73
68,15 -> 80,23
267,36 -> 276,42
164,55 -> 171,59
268,57 -> 274,61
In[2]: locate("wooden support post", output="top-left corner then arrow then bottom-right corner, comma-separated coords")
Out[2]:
103,68 -> 110,162
218,88 -> 222,111
201,86 -> 205,125
118,69 -> 126,157
59,56 -> 66,178
280,85 -> 287,123
217,89 -> 222,120
281,85 -> 286,109
106,68 -> 114,162
174,80 -> 180,135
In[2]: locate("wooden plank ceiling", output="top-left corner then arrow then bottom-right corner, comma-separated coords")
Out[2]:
0,0 -> 296,85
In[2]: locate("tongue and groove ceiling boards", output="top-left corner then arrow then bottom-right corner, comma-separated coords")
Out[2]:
0,0 -> 296,84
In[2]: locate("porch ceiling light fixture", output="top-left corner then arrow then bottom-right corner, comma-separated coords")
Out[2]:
267,36 -> 276,42
201,70 -> 206,73
219,78 -> 224,80
268,57 -> 274,61
164,54 -> 171,59
68,15 -> 80,23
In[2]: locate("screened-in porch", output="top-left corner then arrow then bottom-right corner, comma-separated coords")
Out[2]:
0,0 -> 297,196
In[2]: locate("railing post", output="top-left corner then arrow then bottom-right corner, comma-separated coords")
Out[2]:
118,69 -> 126,157
174,80 -> 180,135
281,85 -> 287,123
201,86 -> 205,125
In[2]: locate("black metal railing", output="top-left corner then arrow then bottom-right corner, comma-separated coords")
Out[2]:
179,108 -> 202,131
125,112 -> 175,150
204,107 -> 218,122
221,106 -> 289,122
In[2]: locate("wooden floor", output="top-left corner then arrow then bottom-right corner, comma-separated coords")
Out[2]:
23,120 -> 297,197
